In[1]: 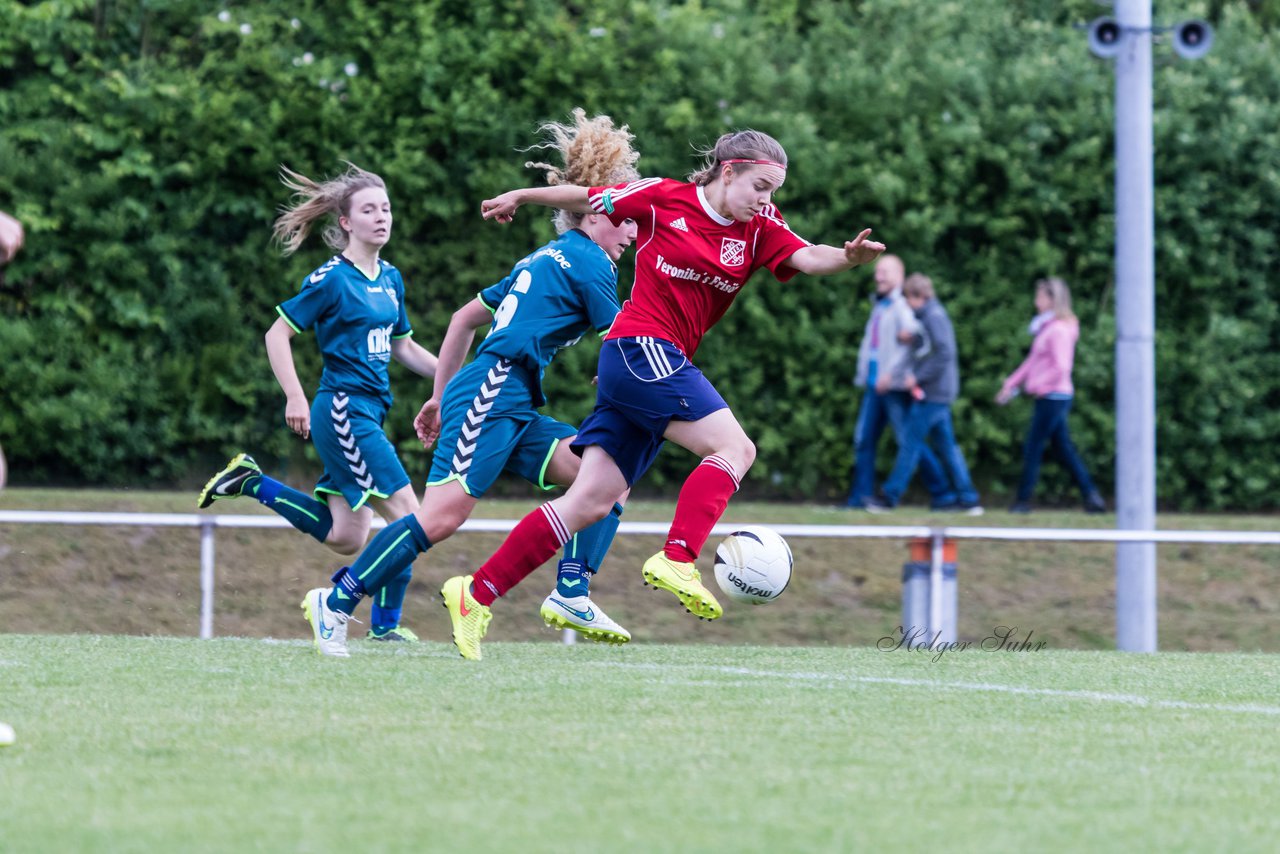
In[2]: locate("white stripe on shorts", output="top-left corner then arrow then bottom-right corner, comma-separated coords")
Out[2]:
638,337 -> 674,379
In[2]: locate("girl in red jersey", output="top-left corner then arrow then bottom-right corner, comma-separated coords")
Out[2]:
438,128 -> 884,659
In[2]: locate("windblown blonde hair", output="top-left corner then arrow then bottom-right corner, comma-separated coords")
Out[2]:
687,130 -> 789,186
524,109 -> 641,233
272,162 -> 387,255
1036,277 -> 1076,321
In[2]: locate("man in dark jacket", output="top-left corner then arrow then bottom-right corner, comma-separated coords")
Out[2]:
847,254 -> 952,509
866,274 -> 982,514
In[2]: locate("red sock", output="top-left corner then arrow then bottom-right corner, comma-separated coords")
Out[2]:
471,504 -> 572,606
664,455 -> 741,563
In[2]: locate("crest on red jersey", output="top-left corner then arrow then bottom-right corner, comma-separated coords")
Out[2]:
720,238 -> 746,267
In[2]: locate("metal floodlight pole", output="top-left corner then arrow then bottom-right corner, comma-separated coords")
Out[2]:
1112,0 -> 1158,652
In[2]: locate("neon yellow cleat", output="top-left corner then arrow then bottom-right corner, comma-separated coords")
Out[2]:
641,552 -> 723,620
440,575 -> 492,660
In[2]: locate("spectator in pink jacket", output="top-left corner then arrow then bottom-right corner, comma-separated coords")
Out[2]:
996,278 -> 1105,514
0,210 -> 22,490
0,210 -> 22,264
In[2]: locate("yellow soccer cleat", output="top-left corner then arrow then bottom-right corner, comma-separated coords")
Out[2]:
440,575 -> 492,660
641,552 -> 723,620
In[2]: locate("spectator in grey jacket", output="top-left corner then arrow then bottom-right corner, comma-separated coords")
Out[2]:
866,274 -> 982,514
847,256 -> 952,509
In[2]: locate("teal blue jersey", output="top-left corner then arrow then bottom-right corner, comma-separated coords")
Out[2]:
476,229 -> 621,406
277,255 -> 413,407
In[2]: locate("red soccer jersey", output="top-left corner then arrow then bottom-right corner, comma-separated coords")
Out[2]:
587,178 -> 811,358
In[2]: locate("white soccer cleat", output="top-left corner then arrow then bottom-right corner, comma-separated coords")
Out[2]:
301,587 -> 351,658
540,594 -> 631,644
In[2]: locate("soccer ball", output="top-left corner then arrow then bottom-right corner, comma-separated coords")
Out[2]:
713,526 -> 793,605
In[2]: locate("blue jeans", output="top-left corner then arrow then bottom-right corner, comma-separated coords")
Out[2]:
849,390 -> 951,505
1017,397 -> 1097,502
881,402 -> 979,506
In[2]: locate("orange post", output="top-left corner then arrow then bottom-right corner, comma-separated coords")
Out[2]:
908,537 -> 957,564
902,537 -> 959,643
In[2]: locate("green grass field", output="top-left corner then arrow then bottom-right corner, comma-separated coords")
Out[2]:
2,635 -> 1279,852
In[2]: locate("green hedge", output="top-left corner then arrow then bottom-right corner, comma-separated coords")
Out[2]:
1,0 -> 1277,509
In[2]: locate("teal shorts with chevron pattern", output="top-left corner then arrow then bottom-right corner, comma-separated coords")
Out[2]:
311,390 -> 412,511
427,354 -> 575,498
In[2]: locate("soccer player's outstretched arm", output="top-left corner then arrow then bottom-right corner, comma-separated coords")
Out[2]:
413,298 -> 494,449
481,186 -> 593,223
787,228 -> 886,275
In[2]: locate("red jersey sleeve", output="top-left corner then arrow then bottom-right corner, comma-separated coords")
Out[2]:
752,204 -> 812,284
587,177 -> 669,226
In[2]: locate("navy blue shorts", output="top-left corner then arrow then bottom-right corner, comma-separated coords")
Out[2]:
571,336 -> 728,486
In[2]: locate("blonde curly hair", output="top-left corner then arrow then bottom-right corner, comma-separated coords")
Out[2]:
524,109 -> 641,233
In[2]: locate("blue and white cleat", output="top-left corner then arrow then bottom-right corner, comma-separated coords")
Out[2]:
301,587 -> 351,657
540,594 -> 631,645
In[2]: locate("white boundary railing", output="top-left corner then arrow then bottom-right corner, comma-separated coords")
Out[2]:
4,509 -> 1280,645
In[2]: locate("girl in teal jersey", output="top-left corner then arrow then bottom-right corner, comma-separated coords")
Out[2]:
198,163 -> 438,643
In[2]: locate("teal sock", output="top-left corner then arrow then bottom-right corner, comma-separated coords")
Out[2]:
555,561 -> 591,597
348,515 -> 431,598
326,566 -> 365,616
556,502 -> 623,597
249,475 -> 333,543
371,567 -> 411,633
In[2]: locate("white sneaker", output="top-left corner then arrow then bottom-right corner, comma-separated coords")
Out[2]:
540,594 -> 631,645
301,587 -> 350,657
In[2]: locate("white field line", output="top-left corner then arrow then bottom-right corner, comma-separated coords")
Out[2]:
595,662 -> 1280,717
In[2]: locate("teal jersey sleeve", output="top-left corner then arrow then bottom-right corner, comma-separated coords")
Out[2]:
478,274 -> 514,312
581,266 -> 622,335
278,256 -> 342,333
